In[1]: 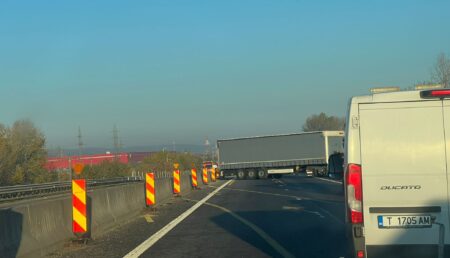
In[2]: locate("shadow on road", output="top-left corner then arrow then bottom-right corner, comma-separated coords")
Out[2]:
210,208 -> 350,258
0,208 -> 23,258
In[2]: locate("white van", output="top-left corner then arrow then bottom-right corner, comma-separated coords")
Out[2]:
345,88 -> 450,258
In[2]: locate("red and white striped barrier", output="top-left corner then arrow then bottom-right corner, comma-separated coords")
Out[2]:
72,179 -> 87,236
146,172 -> 155,206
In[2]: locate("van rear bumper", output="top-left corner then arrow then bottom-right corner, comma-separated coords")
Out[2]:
366,245 -> 450,258
348,223 -> 365,257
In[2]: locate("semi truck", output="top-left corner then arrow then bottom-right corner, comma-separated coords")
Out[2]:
217,131 -> 344,179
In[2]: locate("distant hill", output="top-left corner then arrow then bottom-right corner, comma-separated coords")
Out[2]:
47,144 -> 205,157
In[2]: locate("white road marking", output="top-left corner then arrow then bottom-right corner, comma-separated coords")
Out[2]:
123,180 -> 233,258
272,179 -> 286,185
187,200 -> 295,258
282,206 -> 302,211
315,206 -> 344,225
220,187 -> 305,200
303,210 -> 325,219
212,182 -> 345,225
282,206 -> 325,219
315,177 -> 343,185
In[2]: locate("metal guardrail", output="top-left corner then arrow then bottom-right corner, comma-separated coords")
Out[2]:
0,176 -> 143,202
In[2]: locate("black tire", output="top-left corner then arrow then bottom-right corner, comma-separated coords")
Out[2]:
257,170 -> 268,179
247,170 -> 257,179
318,167 -> 326,177
237,170 -> 246,180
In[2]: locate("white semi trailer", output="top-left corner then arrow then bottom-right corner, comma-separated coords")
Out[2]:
217,131 -> 344,179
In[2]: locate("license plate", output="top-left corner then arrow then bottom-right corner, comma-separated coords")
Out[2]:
378,215 -> 432,228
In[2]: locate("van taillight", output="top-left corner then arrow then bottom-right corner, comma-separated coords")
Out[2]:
346,164 -> 363,223
420,89 -> 450,99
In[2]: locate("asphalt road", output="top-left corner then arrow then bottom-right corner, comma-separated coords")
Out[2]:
50,175 -> 350,258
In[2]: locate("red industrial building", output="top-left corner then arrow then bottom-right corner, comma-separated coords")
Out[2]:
45,152 -> 153,171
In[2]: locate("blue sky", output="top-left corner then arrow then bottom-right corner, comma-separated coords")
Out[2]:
1,0 -> 449,149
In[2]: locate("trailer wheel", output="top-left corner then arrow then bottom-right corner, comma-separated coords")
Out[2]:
313,169 -> 318,177
317,167 -> 327,177
247,170 -> 257,179
237,170 -> 246,180
257,170 -> 268,179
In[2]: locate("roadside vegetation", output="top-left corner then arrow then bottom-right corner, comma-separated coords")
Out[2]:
78,160 -> 131,179
54,151 -> 204,182
0,119 -> 203,186
0,120 -> 54,186
430,52 -> 450,88
65,151 -> 203,181
135,151 -> 203,174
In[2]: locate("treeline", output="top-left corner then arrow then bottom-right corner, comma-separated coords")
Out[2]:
0,120 -> 204,186
64,152 -> 203,181
0,120 -> 55,186
70,160 -> 132,180
135,151 -> 203,174
302,113 -> 345,132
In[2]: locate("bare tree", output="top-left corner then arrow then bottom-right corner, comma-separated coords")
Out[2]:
432,53 -> 450,88
302,113 -> 345,132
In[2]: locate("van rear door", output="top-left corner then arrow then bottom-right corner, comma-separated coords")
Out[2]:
358,100 -> 449,248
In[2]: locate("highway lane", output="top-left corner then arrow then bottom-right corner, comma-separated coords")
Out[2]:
50,175 -> 349,258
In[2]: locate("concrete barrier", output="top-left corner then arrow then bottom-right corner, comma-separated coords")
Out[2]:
0,195 -> 73,258
180,171 -> 193,194
0,173 -> 217,258
90,183 -> 144,239
155,177 -> 173,204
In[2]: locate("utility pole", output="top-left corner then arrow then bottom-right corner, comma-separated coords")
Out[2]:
68,157 -> 72,181
77,126 -> 83,157
112,124 -> 120,160
204,138 -> 210,160
211,143 -> 216,161
57,146 -> 64,158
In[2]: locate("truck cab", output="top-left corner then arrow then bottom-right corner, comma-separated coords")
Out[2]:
328,152 -> 344,181
345,87 -> 450,258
